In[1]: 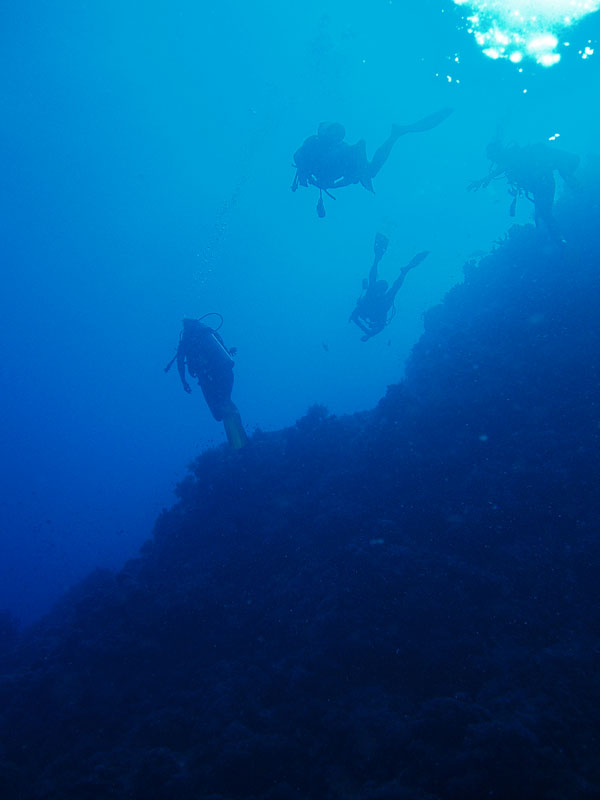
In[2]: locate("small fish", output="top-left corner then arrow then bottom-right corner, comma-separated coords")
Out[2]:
322,342 -> 329,352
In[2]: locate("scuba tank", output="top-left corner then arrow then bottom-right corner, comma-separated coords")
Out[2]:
204,327 -> 235,368
164,313 -> 231,374
186,321 -> 234,372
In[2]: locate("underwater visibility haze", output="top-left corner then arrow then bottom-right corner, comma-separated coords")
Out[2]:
1,1 -> 600,797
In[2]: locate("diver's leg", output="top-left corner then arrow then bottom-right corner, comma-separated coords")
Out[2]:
200,368 -> 234,421
368,130 -> 401,178
555,150 -> 580,186
198,377 -> 222,421
368,258 -> 380,286
534,177 -> 563,241
222,401 -> 247,449
389,251 -> 429,299
348,140 -> 375,191
533,176 -> 555,229
389,271 -> 409,299
368,108 -> 454,178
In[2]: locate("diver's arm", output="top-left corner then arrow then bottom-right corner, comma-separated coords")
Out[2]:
177,347 -> 191,393
349,306 -> 363,325
295,169 -> 310,188
366,316 -> 387,339
468,167 -> 504,192
293,160 -> 310,189
349,299 -> 366,325
350,311 -> 372,336
360,324 -> 380,341
294,137 -> 318,188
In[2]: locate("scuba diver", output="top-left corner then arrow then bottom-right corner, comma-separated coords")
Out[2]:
349,233 -> 429,341
468,140 -> 579,243
291,107 -> 453,217
165,315 -> 247,449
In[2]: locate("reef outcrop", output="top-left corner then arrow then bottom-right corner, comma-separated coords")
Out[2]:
1,176 -> 599,799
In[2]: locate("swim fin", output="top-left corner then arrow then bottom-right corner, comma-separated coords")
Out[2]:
405,250 -> 430,272
393,107 -> 454,137
374,232 -> 389,259
223,411 -> 248,450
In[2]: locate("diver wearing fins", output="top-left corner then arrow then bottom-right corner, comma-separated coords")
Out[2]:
165,315 -> 247,449
468,139 -> 579,244
291,107 -> 453,217
350,233 -> 429,341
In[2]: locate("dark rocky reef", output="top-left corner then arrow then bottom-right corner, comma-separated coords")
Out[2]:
1,175 -> 600,799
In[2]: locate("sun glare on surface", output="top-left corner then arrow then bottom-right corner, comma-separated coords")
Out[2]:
453,0 -> 599,65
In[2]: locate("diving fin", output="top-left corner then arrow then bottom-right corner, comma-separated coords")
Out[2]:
374,232 -> 389,259
223,411 -> 248,450
405,250 -> 430,271
394,107 -> 454,137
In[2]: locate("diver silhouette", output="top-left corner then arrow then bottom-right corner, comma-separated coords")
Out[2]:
165,315 -> 247,449
350,234 -> 429,341
292,108 -> 453,217
468,139 -> 579,243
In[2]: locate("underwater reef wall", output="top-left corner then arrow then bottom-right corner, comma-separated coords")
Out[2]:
1,177 -> 600,799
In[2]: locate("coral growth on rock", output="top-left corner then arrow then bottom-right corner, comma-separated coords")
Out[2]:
1,176 -> 600,799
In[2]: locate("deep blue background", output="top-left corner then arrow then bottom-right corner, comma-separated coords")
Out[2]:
1,0 -> 598,622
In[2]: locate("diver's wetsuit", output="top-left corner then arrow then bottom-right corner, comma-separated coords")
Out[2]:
293,130 -> 371,191
350,244 -> 392,339
292,109 -> 453,199
350,237 -> 429,341
175,319 -> 247,448
477,142 -> 579,241
177,322 -> 235,421
293,124 -> 409,195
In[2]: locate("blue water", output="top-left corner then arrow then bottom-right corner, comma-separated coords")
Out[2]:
0,0 -> 598,627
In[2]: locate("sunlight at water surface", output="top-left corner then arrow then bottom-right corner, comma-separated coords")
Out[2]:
453,0 -> 599,65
